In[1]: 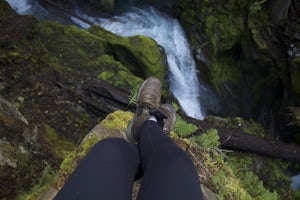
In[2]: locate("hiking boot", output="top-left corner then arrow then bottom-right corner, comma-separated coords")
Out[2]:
126,77 -> 162,142
159,103 -> 176,134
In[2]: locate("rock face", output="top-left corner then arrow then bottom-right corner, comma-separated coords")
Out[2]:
176,0 -> 300,130
0,1 -> 167,198
1,1 -> 299,199
20,111 -> 298,200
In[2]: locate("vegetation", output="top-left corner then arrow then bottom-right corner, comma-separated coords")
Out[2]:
1,0 -> 300,199
174,114 -> 198,137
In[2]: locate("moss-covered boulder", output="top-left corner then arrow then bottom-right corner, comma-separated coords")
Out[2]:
0,1 -> 166,198
20,110 -> 299,200
88,25 -> 166,82
96,54 -> 144,89
36,20 -> 165,85
177,0 -> 297,120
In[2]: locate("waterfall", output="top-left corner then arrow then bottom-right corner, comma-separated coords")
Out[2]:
6,0 -> 31,14
5,0 -> 206,119
75,7 -> 205,119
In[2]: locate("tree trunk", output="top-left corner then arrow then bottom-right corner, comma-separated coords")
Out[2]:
189,117 -> 300,163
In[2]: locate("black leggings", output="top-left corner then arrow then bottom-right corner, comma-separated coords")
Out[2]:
54,121 -> 203,200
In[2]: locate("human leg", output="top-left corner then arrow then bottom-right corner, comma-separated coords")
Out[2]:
137,121 -> 203,200
126,77 -> 203,199
54,138 -> 140,200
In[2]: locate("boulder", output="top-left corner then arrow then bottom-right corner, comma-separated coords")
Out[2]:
177,0 -> 297,122
21,110 -> 291,200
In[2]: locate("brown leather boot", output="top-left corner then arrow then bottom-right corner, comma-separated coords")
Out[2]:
126,77 -> 162,142
159,103 -> 176,134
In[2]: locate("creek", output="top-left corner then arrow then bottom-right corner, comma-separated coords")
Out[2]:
6,0 -> 214,120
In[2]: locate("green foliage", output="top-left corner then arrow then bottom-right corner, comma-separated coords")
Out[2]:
174,114 -> 198,137
88,25 -> 165,81
96,54 -> 143,89
211,56 -> 242,94
171,102 -> 179,112
249,0 -> 268,14
190,128 -> 220,148
100,110 -> 133,130
261,159 -> 300,200
227,117 -> 268,138
200,149 -> 253,199
228,155 -> 279,199
249,3 -> 262,14
44,124 -> 76,160
128,84 -> 140,106
18,165 -> 55,200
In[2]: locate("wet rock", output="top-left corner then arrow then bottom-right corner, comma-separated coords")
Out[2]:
0,97 -> 28,130
0,138 -> 17,168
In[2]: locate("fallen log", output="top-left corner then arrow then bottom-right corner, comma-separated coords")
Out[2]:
189,117 -> 300,163
56,78 -> 300,163
55,79 -> 131,116
87,79 -> 130,106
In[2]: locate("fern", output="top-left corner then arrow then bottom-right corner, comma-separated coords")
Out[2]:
128,84 -> 140,106
174,114 -> 198,137
190,128 -> 220,148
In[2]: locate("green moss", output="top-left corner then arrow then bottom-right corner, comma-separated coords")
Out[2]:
37,21 -> 107,70
261,160 -> 300,200
228,155 -> 279,199
247,2 -> 269,50
100,110 -> 133,130
44,124 -> 76,160
88,25 -> 165,81
211,56 -> 242,93
101,0 -> 115,9
227,117 -> 268,138
0,140 -> 17,165
203,3 -> 244,54
190,128 -> 220,148
52,111 -> 133,190
174,114 -> 198,137
96,54 -> 143,89
205,15 -> 218,53
200,149 -> 253,199
18,165 -> 55,200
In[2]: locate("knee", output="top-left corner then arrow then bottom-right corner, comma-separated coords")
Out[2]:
92,138 -> 129,155
162,149 -> 195,171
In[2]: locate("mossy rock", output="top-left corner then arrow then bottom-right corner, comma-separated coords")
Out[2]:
88,25 -> 166,81
35,20 -> 165,85
21,111 -> 133,199
36,21 -> 107,72
96,54 -> 143,89
43,124 -> 77,160
0,139 -> 45,200
22,110 -> 295,200
210,56 -> 242,94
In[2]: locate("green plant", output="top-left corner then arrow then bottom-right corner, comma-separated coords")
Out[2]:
128,84 -> 140,106
174,115 -> 198,137
228,155 -> 279,199
18,164 -> 55,200
190,128 -> 220,148
249,0 -> 268,14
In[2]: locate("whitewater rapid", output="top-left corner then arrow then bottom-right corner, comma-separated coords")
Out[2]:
73,7 -> 205,119
5,0 -> 205,119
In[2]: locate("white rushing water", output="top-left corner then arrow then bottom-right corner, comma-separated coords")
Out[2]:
73,7 -> 205,119
6,0 -> 31,14
6,0 -> 205,119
